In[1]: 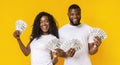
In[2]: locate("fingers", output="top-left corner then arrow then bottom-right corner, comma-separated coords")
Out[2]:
13,30 -> 21,39
52,52 -> 58,58
52,55 -> 58,64
94,36 -> 102,47
54,48 -> 76,57
70,48 -> 76,57
54,49 -> 65,57
66,48 -> 76,57
95,36 -> 101,43
16,30 -> 21,35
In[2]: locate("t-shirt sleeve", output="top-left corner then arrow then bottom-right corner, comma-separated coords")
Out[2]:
86,25 -> 94,43
58,29 -> 65,42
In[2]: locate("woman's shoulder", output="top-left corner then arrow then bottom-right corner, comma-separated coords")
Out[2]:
49,34 -> 58,39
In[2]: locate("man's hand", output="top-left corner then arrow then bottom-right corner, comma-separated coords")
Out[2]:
54,48 -> 76,57
93,36 -> 102,48
54,48 -> 66,57
66,48 -> 76,57
89,36 -> 102,55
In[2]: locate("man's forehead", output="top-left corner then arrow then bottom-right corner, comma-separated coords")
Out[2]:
69,9 -> 80,13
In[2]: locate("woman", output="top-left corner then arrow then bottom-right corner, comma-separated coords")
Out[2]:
13,12 -> 59,65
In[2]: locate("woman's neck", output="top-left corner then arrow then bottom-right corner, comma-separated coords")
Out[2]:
42,32 -> 49,35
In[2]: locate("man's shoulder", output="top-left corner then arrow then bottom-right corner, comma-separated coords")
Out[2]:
80,24 -> 92,28
59,23 -> 92,31
59,24 -> 69,30
80,23 -> 90,26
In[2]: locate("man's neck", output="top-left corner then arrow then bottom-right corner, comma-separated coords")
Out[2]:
70,23 -> 81,26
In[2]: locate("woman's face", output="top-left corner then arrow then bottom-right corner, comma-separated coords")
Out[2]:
40,16 -> 50,34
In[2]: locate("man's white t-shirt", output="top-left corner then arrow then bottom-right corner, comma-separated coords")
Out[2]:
59,24 -> 92,65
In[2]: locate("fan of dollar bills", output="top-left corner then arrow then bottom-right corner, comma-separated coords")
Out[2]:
60,39 -> 82,52
89,28 -> 107,43
16,20 -> 27,33
47,39 -> 61,51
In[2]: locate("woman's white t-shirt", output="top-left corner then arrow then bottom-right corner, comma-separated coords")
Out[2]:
30,34 -> 57,65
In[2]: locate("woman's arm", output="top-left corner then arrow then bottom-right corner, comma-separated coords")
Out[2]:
51,51 -> 58,65
13,30 -> 31,56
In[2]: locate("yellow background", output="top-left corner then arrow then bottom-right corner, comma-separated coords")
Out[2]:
0,0 -> 120,65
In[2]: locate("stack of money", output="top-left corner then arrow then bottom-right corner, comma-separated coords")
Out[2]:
60,39 -> 82,52
47,39 -> 61,51
89,28 -> 107,43
16,20 -> 27,33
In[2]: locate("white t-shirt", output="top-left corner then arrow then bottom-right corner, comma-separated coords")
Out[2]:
30,34 -> 57,65
59,24 -> 92,65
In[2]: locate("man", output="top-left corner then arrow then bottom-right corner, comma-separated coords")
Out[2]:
58,4 -> 102,65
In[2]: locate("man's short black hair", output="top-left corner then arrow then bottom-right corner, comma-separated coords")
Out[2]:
68,4 -> 81,11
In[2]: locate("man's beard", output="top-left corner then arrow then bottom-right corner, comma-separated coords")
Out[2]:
69,18 -> 81,26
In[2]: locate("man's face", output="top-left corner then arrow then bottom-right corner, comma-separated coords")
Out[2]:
68,9 -> 81,26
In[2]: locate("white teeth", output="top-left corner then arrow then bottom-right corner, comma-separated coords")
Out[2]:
43,26 -> 47,29
73,19 -> 77,21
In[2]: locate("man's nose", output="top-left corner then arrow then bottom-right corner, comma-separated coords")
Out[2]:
73,15 -> 77,18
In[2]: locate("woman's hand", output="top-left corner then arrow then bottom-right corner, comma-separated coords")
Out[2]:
52,52 -> 58,65
13,30 -> 21,40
